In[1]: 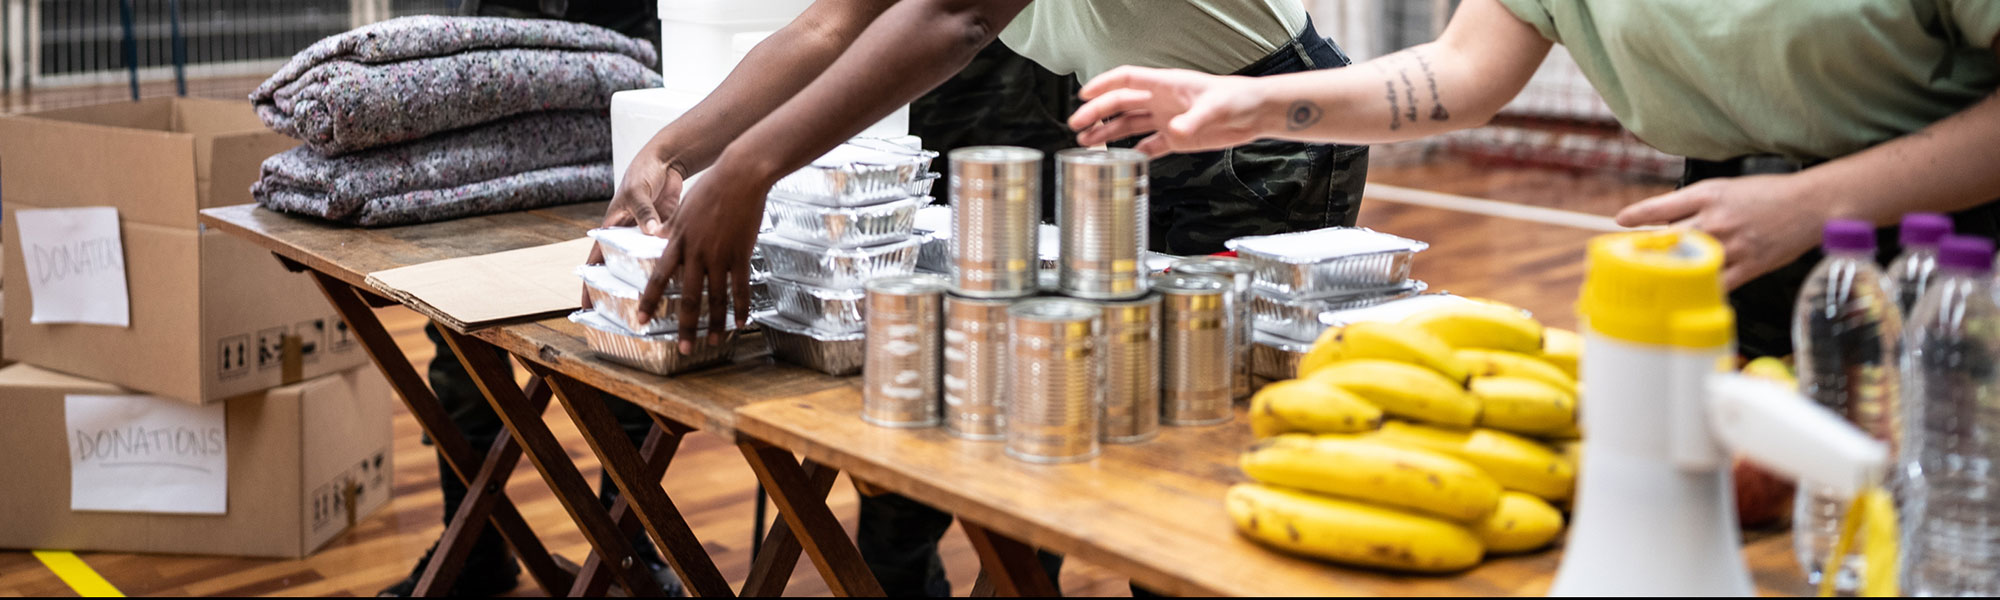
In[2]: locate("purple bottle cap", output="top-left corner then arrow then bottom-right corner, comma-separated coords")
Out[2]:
1822,219 -> 1877,252
1938,235 -> 1995,274
1899,213 -> 1953,247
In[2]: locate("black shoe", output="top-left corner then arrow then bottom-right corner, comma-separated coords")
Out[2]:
645,558 -> 688,597
377,539 -> 522,597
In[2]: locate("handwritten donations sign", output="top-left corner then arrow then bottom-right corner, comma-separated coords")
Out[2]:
14,207 -> 131,326
65,394 -> 228,514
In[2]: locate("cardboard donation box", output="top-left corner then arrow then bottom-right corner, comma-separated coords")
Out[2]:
0,363 -> 394,558
0,97 -> 368,403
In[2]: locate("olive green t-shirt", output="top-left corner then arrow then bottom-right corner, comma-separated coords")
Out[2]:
1497,0 -> 2000,161
998,0 -> 1308,82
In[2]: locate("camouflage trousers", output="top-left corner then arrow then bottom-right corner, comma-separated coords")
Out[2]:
913,19 -> 1368,256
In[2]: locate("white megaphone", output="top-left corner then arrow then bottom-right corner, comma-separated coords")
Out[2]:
1548,230 -> 1888,596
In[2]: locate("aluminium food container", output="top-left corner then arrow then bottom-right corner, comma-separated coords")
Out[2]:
1251,332 -> 1311,381
1155,273 -> 1234,426
1252,280 -> 1430,341
756,312 -> 866,376
862,275 -> 948,428
1225,227 -> 1428,298
765,277 -> 868,334
577,264 -> 678,335
758,234 -> 920,289
569,310 -> 735,376
769,140 -> 939,207
1057,148 -> 1150,300
1005,298 -> 1104,463
589,226 -> 769,288
765,195 -> 927,248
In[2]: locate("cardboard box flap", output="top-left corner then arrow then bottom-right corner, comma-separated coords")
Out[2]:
200,133 -> 299,210
0,363 -> 125,393
364,238 -> 592,331
172,98 -> 274,136
0,113 -> 199,229
22,97 -> 177,132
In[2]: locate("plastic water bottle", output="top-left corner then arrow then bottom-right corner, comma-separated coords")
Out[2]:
1886,213 -> 1953,316
1791,219 -> 1902,592
1900,235 -> 2000,596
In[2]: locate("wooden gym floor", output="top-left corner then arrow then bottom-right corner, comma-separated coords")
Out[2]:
0,81 -> 1677,597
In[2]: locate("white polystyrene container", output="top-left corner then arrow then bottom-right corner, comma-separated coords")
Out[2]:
611,88 -> 707,190
656,0 -> 812,93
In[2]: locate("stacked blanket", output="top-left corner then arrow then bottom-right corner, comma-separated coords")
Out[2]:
251,16 -> 658,226
254,111 -> 613,226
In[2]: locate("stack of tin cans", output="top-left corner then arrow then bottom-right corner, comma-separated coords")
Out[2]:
1222,227 -> 1433,380
753,138 -> 937,376
941,146 -> 1045,444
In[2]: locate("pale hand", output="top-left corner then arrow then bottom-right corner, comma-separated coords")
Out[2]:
1614,173 -> 1830,291
1069,66 -> 1271,157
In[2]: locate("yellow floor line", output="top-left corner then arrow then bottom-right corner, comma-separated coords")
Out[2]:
1363,183 -> 1645,232
32,551 -> 123,597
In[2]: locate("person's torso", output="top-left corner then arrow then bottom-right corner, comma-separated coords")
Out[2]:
1501,0 -> 2000,161
998,0 -> 1308,82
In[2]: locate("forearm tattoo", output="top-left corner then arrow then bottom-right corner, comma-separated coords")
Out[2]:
1368,49 -> 1451,130
1286,100 -> 1325,131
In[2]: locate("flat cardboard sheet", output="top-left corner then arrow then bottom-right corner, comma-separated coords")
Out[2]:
364,237 -> 592,331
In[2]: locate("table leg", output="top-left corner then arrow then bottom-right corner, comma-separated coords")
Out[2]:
534,368 -> 735,597
436,328 -> 665,597
307,270 -> 572,595
738,459 -> 841,597
738,441 -> 884,597
962,520 -> 1058,597
571,421 -> 684,597
416,380 -> 549,594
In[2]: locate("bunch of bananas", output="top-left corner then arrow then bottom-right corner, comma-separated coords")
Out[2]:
1229,300 -> 1584,573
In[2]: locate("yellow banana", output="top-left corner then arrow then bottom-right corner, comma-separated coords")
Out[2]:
1471,376 -> 1578,436
1403,304 -> 1545,354
1741,356 -> 1796,387
1298,325 -> 1345,378
1457,348 -> 1577,396
1240,434 -> 1502,522
1310,359 -> 1481,428
1332,321 -> 1471,383
1473,491 -> 1566,553
1371,421 -> 1577,501
1248,378 -> 1385,437
1540,327 -> 1581,378
1226,483 -> 1486,573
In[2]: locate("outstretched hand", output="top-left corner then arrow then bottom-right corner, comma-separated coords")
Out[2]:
1615,173 -> 1828,291
636,162 -> 766,354
583,156 -> 685,308
1069,66 -> 1275,157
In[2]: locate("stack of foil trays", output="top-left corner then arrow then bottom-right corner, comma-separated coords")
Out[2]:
1222,227 -> 1433,380
572,227 -> 774,376
756,138 -> 937,375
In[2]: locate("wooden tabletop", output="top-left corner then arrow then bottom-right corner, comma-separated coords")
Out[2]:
732,203 -> 1808,596
197,202 -> 607,296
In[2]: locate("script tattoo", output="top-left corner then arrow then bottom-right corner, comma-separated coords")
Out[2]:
1383,80 -> 1401,130
1398,68 -> 1419,124
1286,101 -> 1324,131
1412,50 -> 1450,121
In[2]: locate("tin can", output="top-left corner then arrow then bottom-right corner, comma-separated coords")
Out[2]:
1005,298 -> 1104,463
1155,272 -> 1234,426
1056,148 -> 1149,300
949,146 -> 1043,298
943,295 -> 1012,440
1171,256 -> 1256,400
861,274 -> 948,428
1096,294 -> 1161,443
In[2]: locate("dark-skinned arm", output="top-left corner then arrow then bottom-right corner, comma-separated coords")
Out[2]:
642,0 -> 1036,352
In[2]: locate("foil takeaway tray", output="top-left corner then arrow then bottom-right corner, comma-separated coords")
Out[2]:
1225,227 -> 1427,298
1252,280 -> 1429,341
758,234 -> 921,289
766,195 -> 928,249
569,310 -> 736,376
578,264 -> 678,335
756,311 -> 866,376
1251,331 -> 1311,381
769,140 -> 939,207
589,227 -> 769,289
766,277 -> 867,334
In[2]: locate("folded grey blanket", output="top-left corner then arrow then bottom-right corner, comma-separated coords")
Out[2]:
254,111 -> 613,226
253,16 -> 661,155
